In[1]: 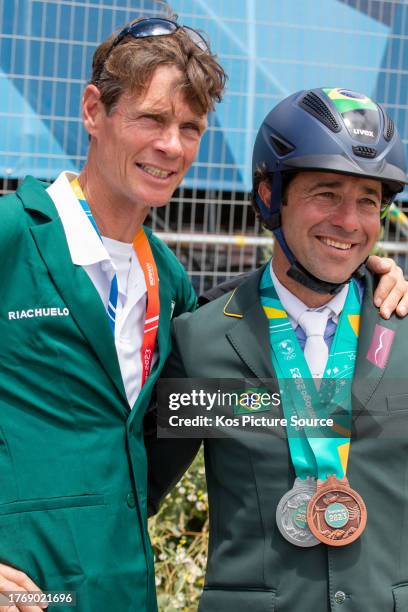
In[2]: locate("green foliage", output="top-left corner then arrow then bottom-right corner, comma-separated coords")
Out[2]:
149,449 -> 208,611
370,224 -> 385,256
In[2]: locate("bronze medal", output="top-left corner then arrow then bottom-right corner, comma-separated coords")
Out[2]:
306,475 -> 367,546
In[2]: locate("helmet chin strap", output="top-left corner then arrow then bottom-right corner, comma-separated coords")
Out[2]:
284,247 -> 366,295
272,222 -> 351,295
255,181 -> 366,296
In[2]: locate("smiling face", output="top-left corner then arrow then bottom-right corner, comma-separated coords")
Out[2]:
267,170 -> 382,299
83,65 -> 208,212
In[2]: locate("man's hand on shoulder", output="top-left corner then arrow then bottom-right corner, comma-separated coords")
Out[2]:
0,563 -> 46,611
367,255 -> 408,319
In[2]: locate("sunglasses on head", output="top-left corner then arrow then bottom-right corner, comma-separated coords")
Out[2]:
108,17 -> 210,55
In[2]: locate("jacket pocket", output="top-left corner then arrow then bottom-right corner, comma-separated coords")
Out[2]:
393,583 -> 408,611
199,587 -> 276,612
387,394 -> 408,413
0,494 -> 107,599
0,494 -> 105,516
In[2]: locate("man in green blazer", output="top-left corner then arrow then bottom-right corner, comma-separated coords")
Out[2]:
0,9 -> 226,612
147,89 -> 408,612
0,24 -> 406,612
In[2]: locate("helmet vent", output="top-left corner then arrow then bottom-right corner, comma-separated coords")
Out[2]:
384,116 -> 395,141
352,145 -> 377,159
299,91 -> 341,133
270,133 -> 295,157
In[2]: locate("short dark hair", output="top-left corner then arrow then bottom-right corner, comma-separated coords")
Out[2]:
250,166 -> 298,225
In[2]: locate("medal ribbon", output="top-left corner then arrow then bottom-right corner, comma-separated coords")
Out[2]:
133,228 -> 160,387
71,178 -> 118,332
70,178 -> 160,387
260,265 -> 361,481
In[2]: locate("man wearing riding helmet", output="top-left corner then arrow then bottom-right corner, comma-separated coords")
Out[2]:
146,88 -> 408,611
253,86 -> 407,297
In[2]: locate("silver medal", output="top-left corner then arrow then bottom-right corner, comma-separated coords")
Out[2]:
276,476 -> 320,547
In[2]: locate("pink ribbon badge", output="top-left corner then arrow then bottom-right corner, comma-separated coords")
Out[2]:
366,324 -> 395,369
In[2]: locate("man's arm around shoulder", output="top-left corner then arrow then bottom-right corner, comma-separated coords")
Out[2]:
145,314 -> 202,516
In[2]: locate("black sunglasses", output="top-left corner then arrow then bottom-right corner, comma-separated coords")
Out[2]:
108,17 -> 210,55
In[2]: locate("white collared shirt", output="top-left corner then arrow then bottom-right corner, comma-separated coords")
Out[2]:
269,260 -> 349,349
47,171 -> 155,408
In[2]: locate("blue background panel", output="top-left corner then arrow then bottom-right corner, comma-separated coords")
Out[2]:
0,0 -> 407,198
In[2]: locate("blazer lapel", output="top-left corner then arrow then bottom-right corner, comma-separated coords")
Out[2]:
352,273 -> 397,422
19,178 -> 128,407
225,268 -> 399,422
225,266 -> 278,384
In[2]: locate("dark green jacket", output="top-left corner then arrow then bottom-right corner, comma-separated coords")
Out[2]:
0,177 -> 196,611
147,266 -> 408,612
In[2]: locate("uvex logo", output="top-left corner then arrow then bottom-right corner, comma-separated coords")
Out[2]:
353,128 -> 374,137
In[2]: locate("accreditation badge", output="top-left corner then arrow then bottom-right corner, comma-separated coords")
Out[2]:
307,475 -> 367,546
276,477 -> 320,547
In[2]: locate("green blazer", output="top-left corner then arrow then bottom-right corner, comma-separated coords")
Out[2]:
0,177 -> 196,611
147,266 -> 408,612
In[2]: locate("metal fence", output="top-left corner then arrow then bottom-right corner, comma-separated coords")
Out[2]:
148,193 -> 408,295
1,0 -> 408,294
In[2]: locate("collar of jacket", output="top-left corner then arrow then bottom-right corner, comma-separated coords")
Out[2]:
15,176 -> 164,418
223,264 -> 268,319
222,264 -> 277,384
16,176 -> 156,243
17,176 -> 58,220
16,177 -> 129,412
223,263 -> 398,425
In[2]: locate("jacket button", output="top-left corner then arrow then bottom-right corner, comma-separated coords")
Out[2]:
334,591 -> 346,604
126,492 -> 136,508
